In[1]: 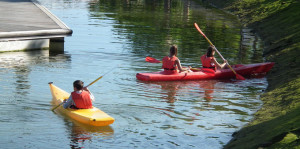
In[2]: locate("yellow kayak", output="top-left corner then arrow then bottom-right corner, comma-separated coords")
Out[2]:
49,82 -> 114,126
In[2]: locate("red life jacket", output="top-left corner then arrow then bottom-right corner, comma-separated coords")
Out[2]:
201,54 -> 216,70
162,56 -> 178,73
71,91 -> 93,109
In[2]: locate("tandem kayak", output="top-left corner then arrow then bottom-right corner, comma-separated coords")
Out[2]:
136,62 -> 274,81
49,82 -> 114,126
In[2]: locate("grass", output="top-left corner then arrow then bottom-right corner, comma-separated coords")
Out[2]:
224,78 -> 300,149
202,0 -> 300,148
227,0 -> 295,25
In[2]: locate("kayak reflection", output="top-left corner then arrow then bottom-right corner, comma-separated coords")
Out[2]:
160,82 -> 179,103
62,118 -> 114,148
142,80 -> 218,103
198,80 -> 218,102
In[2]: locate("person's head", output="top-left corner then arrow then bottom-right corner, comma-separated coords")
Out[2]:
169,45 -> 178,56
206,46 -> 215,57
73,80 -> 84,91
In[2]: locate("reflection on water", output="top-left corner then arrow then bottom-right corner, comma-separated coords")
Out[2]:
200,80 -> 217,102
60,116 -> 114,149
89,0 -> 239,60
0,0 -> 269,148
239,28 -> 265,63
87,0 -> 264,66
147,80 -> 218,104
0,50 -> 71,104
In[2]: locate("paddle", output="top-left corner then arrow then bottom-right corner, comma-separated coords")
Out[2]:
145,56 -> 161,63
51,101 -> 64,111
51,67 -> 117,111
194,23 -> 245,80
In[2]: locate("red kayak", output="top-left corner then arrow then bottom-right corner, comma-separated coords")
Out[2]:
136,62 -> 274,81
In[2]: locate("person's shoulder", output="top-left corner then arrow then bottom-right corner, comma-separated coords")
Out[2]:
211,57 -> 217,61
162,56 -> 168,60
82,90 -> 90,94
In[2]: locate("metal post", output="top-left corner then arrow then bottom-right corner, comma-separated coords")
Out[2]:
49,37 -> 64,54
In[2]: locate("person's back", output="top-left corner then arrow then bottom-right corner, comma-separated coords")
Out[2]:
201,46 -> 226,70
162,45 -> 191,73
162,55 -> 178,74
201,54 -> 215,69
63,80 -> 94,109
71,90 -> 93,109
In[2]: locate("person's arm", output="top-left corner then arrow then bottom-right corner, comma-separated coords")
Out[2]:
63,95 -> 74,109
89,92 -> 95,101
83,87 -> 95,101
162,57 -> 165,69
212,57 -> 226,69
175,59 -> 183,72
175,59 -> 190,73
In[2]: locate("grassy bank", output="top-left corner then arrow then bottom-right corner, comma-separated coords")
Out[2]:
203,0 -> 300,148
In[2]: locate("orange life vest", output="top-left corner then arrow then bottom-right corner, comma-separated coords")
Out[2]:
162,56 -> 178,73
71,91 -> 93,109
201,54 -> 216,70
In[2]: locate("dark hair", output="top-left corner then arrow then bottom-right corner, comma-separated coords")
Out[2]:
73,80 -> 84,90
170,45 -> 178,56
206,46 -> 214,57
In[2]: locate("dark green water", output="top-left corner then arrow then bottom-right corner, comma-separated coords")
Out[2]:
0,0 -> 267,148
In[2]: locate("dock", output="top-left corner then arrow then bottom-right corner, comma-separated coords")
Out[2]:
0,0 -> 72,53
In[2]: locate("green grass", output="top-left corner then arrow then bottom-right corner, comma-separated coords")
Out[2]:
202,0 -> 300,148
227,0 -> 295,25
224,78 -> 300,149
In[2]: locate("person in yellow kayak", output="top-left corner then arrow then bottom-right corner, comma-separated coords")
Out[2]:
162,45 -> 191,74
201,46 -> 227,71
63,80 -> 94,109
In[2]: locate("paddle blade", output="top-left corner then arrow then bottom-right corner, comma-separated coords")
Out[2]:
236,73 -> 245,80
194,23 -> 206,38
145,57 -> 161,63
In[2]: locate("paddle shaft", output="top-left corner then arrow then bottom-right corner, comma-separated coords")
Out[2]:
85,76 -> 103,88
51,102 -> 63,111
194,23 -> 237,75
86,65 -> 119,87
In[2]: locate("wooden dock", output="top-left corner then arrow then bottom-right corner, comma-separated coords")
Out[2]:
0,0 -> 72,52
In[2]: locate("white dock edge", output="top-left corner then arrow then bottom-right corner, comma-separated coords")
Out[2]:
0,39 -> 49,52
0,0 -> 72,53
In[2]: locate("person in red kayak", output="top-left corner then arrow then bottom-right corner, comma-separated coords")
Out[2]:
201,46 -> 227,71
162,45 -> 191,74
63,80 -> 94,109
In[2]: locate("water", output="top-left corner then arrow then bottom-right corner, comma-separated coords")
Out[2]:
0,0 -> 267,148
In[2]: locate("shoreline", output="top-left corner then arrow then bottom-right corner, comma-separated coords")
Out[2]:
201,0 -> 300,148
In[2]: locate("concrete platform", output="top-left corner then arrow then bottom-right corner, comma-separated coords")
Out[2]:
0,0 -> 72,52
